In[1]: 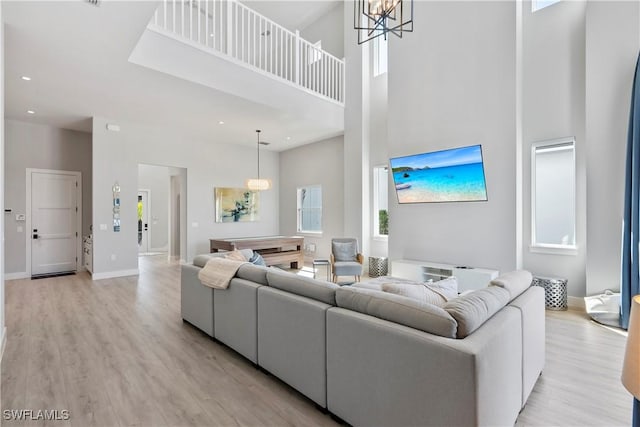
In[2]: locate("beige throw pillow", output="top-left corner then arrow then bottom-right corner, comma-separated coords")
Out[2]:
381,277 -> 459,307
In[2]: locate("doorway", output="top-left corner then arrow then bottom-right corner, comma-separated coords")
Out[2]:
26,169 -> 82,277
137,190 -> 150,254
138,164 -> 187,260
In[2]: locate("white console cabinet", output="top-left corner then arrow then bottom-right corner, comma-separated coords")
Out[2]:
391,259 -> 499,292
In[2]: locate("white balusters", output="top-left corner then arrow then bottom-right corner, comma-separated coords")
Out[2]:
149,0 -> 345,104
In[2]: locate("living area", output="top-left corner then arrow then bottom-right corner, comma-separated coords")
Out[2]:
0,0 -> 639,426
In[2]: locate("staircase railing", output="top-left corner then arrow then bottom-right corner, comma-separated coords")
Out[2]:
150,0 -> 345,105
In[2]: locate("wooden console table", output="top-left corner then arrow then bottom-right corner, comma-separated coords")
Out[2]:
209,236 -> 304,269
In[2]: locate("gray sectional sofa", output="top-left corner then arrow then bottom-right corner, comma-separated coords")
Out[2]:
181,253 -> 545,427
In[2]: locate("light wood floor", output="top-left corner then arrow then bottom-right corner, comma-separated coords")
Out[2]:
0,255 -> 632,426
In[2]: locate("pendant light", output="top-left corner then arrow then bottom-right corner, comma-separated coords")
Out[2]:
354,0 -> 414,45
246,130 -> 271,191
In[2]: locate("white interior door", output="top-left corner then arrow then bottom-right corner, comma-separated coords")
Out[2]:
31,171 -> 78,276
138,190 -> 150,253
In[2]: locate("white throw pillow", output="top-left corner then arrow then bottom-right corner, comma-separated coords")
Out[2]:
381,277 -> 459,307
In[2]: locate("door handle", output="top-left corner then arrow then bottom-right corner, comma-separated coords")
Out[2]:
33,234 -> 38,240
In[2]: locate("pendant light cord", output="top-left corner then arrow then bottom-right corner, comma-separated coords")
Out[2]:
256,130 -> 261,182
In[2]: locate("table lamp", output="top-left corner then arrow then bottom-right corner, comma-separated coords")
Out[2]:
623,295 -> 640,427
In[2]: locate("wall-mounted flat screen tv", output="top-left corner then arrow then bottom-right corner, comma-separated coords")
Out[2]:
390,144 -> 488,204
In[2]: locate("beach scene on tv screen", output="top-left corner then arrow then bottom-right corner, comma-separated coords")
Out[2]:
391,145 -> 488,203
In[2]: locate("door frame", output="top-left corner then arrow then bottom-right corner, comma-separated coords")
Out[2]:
26,168 -> 82,277
137,189 -> 151,254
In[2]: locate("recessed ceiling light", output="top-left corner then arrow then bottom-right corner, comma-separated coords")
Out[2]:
27,110 -> 35,114
21,76 -> 31,81
218,121 -> 225,125
286,136 -> 291,140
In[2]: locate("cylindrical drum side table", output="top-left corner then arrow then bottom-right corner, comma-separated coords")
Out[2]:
532,276 -> 568,311
369,257 -> 388,278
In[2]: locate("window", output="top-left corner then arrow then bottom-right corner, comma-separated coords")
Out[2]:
373,35 -> 388,77
373,166 -> 389,238
297,185 -> 322,233
531,137 -> 576,253
532,0 -> 560,12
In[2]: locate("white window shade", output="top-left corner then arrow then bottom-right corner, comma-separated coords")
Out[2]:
531,137 -> 576,252
297,185 -> 322,233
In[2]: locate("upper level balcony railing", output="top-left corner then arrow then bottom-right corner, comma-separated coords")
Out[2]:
149,0 -> 345,105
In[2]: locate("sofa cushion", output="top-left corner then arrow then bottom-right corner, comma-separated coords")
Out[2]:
353,276 -> 422,291
381,277 -> 459,307
332,241 -> 358,262
236,263 -> 269,286
266,271 -> 339,305
444,287 -> 511,338
335,286 -> 457,338
490,270 -> 533,301
351,281 -> 384,291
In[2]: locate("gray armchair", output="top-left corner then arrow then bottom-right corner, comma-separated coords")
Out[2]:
330,238 -> 364,283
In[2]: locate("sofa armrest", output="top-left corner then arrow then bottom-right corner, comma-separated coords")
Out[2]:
181,264 -> 214,337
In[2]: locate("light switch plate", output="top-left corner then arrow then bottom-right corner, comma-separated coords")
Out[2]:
99,224 -> 108,231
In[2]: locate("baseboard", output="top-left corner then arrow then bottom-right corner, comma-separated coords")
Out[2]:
4,272 -> 28,281
150,247 -> 168,253
568,296 -> 585,311
91,269 -> 139,280
0,326 -> 7,365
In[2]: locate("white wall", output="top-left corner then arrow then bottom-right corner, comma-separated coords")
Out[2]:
92,117 -> 279,278
0,0 -> 6,356
585,1 -> 640,295
368,55 -> 389,259
343,1 -> 369,256
301,3 -> 344,59
387,1 -> 517,273
167,167 -> 187,258
521,0 -> 587,298
342,4 -> 388,263
138,164 -> 170,252
279,136 -> 344,261
4,120 -> 92,275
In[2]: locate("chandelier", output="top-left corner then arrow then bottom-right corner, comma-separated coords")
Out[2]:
354,0 -> 413,45
246,130 -> 272,191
